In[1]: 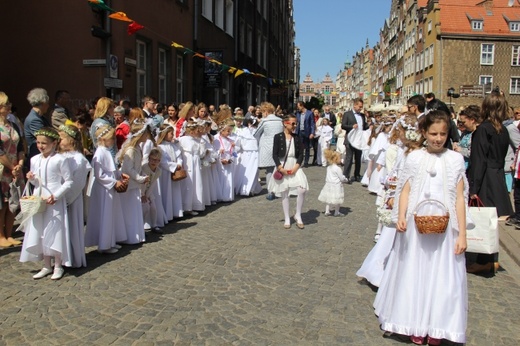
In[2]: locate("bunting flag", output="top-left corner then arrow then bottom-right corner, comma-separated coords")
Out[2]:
128,21 -> 144,35
109,12 -> 133,22
88,0 -> 113,12
92,0 -> 293,84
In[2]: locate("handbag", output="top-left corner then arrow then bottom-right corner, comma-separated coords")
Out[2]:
466,197 -> 499,254
273,136 -> 292,181
19,176 -> 47,217
171,167 -> 187,181
8,178 -> 22,214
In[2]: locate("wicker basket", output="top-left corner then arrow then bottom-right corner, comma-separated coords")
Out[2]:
20,177 -> 47,217
413,199 -> 449,234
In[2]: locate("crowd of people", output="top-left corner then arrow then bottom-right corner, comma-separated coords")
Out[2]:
0,86 -> 518,344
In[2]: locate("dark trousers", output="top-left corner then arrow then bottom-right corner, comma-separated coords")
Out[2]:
343,143 -> 362,178
513,178 -> 520,220
300,134 -> 311,165
311,137 -> 319,164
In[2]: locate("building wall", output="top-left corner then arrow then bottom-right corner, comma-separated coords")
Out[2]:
441,38 -> 520,108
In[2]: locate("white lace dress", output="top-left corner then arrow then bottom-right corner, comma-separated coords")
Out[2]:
267,138 -> 309,197
374,149 -> 468,343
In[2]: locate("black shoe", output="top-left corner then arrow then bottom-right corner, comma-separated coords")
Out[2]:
346,177 -> 352,185
151,227 -> 163,234
506,217 -> 520,226
515,224 -> 520,230
355,176 -> 363,182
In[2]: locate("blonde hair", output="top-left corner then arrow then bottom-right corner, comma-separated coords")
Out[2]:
156,124 -> 174,145
178,101 -> 194,119
59,123 -> 84,153
260,102 -> 275,115
118,121 -> 154,164
0,92 -> 8,106
324,149 -> 341,165
94,97 -> 114,119
95,124 -> 115,144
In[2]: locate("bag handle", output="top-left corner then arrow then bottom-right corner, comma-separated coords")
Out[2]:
22,176 -> 42,198
469,196 -> 485,208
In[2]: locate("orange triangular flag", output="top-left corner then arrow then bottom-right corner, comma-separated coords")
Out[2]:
109,12 -> 133,22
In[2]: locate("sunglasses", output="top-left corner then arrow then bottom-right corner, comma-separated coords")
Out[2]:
286,122 -> 297,126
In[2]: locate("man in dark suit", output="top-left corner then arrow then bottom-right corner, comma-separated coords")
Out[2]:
295,101 -> 315,167
321,105 -> 337,128
341,98 -> 368,183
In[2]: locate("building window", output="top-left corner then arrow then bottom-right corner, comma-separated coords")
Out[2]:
158,48 -> 169,104
480,44 -> 494,65
427,20 -> 432,33
225,0 -> 233,36
513,45 -> 520,66
202,0 -> 213,21
262,36 -> 267,68
247,81 -> 253,106
257,30 -> 262,64
176,55 -> 185,103
239,20 -> 245,53
511,78 -> 520,94
256,85 -> 261,103
136,40 -> 148,101
479,75 -> 493,86
215,0 -> 224,29
511,22 -> 520,32
429,45 -> 434,66
247,25 -> 253,57
472,20 -> 483,31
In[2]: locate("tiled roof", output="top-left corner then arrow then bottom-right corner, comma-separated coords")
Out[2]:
439,0 -> 520,36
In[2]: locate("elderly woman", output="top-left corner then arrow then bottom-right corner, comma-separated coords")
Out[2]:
254,102 -> 284,200
114,105 -> 129,150
0,92 -> 25,248
24,88 -> 50,160
90,97 -> 116,157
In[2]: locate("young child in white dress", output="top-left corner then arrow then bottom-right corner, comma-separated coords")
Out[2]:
156,124 -> 184,220
235,117 -> 262,196
20,127 -> 73,280
141,148 -> 163,234
318,149 -> 349,216
213,119 -> 237,202
357,115 -> 422,286
316,118 -> 334,167
200,121 -> 218,205
118,119 -> 152,244
58,123 -> 90,268
178,118 -> 205,214
367,117 -> 393,194
374,111 -> 469,345
85,125 -> 128,254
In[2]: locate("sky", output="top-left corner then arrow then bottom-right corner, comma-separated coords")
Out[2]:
294,0 -> 392,83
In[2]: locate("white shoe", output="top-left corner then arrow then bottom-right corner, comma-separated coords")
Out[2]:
334,212 -> 345,217
51,267 -> 65,280
324,212 -> 332,216
113,244 -> 122,249
33,267 -> 53,279
374,234 -> 381,243
98,248 -> 118,254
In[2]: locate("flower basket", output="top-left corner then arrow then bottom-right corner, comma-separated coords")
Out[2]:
20,177 -> 47,217
413,199 -> 449,234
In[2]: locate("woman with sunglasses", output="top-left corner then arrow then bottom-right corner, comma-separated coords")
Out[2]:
268,114 -> 309,229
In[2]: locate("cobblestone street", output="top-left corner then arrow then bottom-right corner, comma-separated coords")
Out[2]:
1,166 -> 520,345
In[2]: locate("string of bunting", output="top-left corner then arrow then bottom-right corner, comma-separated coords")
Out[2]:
87,0 -> 294,85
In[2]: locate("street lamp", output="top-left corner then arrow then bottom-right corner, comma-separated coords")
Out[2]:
447,87 -> 460,106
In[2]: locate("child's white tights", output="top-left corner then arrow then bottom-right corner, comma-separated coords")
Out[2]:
325,204 -> 341,215
281,187 -> 306,225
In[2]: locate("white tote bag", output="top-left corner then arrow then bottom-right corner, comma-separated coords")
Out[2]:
466,198 -> 499,254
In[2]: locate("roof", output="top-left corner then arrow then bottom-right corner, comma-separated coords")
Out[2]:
439,0 -> 520,37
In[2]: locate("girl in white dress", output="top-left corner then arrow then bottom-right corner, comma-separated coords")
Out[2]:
374,111 -> 469,345
141,148 -> 163,233
367,118 -> 393,194
85,125 -> 128,254
357,115 -> 422,286
156,124 -> 184,220
318,150 -> 348,216
178,118 -> 205,214
118,120 -> 152,244
235,118 -> 262,196
316,118 -> 334,167
20,127 -> 73,280
58,123 -> 90,268
268,115 -> 309,229
200,121 -> 219,205
213,120 -> 237,203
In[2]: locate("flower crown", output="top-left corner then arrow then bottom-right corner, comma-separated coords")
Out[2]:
397,118 -> 422,142
96,126 -> 113,140
34,129 -> 60,140
59,125 -> 78,140
129,118 -> 154,138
